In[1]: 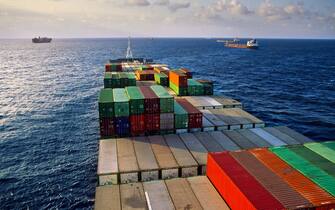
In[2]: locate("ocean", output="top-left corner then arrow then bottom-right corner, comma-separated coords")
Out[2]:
0,38 -> 334,209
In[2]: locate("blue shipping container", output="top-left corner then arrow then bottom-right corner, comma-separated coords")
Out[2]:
114,117 -> 130,137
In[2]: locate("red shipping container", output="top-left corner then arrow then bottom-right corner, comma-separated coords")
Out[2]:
169,70 -> 187,87
179,68 -> 192,79
176,99 -> 202,128
139,86 -> 160,114
130,114 -> 145,135
144,114 -> 160,132
105,63 -> 122,72
207,152 -> 284,210
99,118 -> 115,138
105,64 -> 111,72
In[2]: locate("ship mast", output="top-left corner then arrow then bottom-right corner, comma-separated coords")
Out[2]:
126,36 -> 133,60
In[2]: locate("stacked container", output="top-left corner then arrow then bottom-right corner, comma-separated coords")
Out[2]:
125,87 -> 145,135
104,72 -> 136,88
175,98 -> 202,130
150,85 -> 174,134
179,68 -> 192,78
197,80 -> 213,95
154,72 -> 169,86
187,79 -> 204,96
98,88 -> 115,137
174,101 -> 188,132
169,70 -> 188,96
135,70 -> 155,81
139,86 -> 160,134
105,63 -> 122,72
113,88 -> 130,137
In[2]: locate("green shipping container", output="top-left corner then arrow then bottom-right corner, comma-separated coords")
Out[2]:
119,72 -> 128,88
304,142 -> 335,163
169,82 -> 188,96
104,72 -> 113,88
270,146 -> 335,196
288,145 -> 335,178
112,72 -> 121,88
174,101 -> 188,129
98,88 -> 114,118
125,86 -> 145,114
113,88 -> 129,117
187,79 -> 204,96
154,73 -> 168,86
126,72 -> 137,86
150,85 -> 174,113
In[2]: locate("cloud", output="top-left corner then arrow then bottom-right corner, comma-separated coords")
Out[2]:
213,0 -> 252,15
168,2 -> 190,12
125,0 -> 150,6
153,0 -> 169,6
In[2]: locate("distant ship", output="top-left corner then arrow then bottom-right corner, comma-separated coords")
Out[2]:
218,38 -> 259,49
32,37 -> 52,43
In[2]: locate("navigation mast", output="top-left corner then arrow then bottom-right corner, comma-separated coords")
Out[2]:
126,36 -> 133,59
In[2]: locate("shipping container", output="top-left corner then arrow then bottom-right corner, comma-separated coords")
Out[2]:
250,148 -> 335,209
150,85 -> 174,113
119,72 -> 128,88
139,86 -> 160,114
130,114 -> 145,136
270,146 -> 335,196
154,72 -> 169,86
169,82 -> 188,96
174,101 -> 188,129
288,145 -> 335,178
187,79 -> 204,96
103,72 -> 112,88
126,72 -> 137,86
136,70 -> 155,81
154,66 -> 169,74
114,117 -> 130,137
160,113 -> 174,130
99,118 -> 115,138
145,113 -> 160,133
304,142 -> 335,163
231,150 -> 313,209
176,99 -> 202,129
125,86 -> 145,115
179,68 -> 192,78
112,72 -> 121,88
105,63 -> 122,72
197,80 -> 213,95
169,70 -> 188,87
207,152 -> 284,210
113,88 -> 129,117
98,88 -> 114,118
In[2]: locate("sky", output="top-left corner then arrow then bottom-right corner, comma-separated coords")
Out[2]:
0,0 -> 334,38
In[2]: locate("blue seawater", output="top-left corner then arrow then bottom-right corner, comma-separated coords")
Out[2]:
0,38 -> 334,209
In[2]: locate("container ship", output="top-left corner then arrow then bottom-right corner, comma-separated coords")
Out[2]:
32,37 -> 52,43
221,38 -> 259,49
93,39 -> 335,210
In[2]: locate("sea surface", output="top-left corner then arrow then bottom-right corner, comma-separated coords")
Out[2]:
0,38 -> 334,209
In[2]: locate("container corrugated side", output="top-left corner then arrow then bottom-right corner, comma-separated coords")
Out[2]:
250,148 -> 335,209
207,152 -> 284,210
187,79 -> 204,96
231,150 -> 313,209
169,82 -> 187,96
139,86 -> 160,114
288,145 -> 335,178
174,101 -> 188,129
304,142 -> 335,164
150,85 -> 174,113
176,99 -> 202,128
99,88 -> 114,118
112,88 -> 129,117
125,86 -> 145,115
270,146 -> 335,196
160,113 -> 174,130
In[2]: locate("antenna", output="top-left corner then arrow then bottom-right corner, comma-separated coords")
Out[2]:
126,36 -> 133,59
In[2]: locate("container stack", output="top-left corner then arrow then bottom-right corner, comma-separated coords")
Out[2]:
174,100 -> 188,133
151,85 -> 174,134
169,70 -> 188,96
135,70 -> 155,81
105,63 -> 122,72
187,79 -> 204,96
98,88 -> 115,137
139,86 -> 160,135
126,86 -> 145,136
176,98 -> 202,131
197,80 -> 214,95
207,143 -> 335,210
104,72 -> 136,88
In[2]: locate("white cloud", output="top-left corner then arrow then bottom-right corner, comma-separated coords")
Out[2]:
213,0 -> 252,15
168,2 -> 190,12
125,0 -> 150,7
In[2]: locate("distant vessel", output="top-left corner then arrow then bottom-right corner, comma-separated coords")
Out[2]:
220,38 -> 259,49
32,37 -> 52,43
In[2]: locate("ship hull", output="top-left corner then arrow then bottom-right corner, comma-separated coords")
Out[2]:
32,38 -> 52,43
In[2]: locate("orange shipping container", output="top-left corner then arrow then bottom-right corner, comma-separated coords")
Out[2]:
169,71 -> 187,87
250,148 -> 335,210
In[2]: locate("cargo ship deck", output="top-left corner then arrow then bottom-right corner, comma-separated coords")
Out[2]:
95,59 -> 335,210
